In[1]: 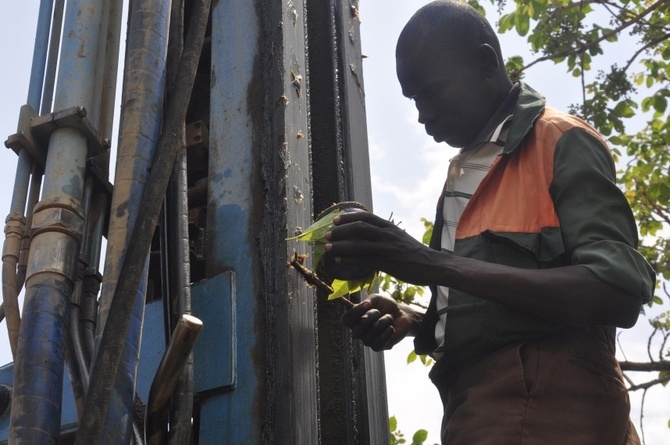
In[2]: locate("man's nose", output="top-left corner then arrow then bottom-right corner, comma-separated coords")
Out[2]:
416,102 -> 436,124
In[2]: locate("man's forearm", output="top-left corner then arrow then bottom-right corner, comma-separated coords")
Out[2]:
419,249 -> 641,328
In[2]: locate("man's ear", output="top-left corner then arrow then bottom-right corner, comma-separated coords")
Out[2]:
477,44 -> 499,77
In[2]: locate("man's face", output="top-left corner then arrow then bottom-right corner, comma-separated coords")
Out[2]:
396,43 -> 494,148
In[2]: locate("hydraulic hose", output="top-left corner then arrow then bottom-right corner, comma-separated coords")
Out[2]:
164,2 -> 196,441
64,175 -> 96,416
166,150 -> 195,445
85,0 -> 173,442
76,0 -> 211,442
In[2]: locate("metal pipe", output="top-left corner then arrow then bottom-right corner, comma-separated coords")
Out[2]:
8,0 -> 104,441
86,0 -> 173,442
41,0 -> 66,115
78,1 -> 210,441
2,0 -> 54,364
145,314 -> 203,445
26,0 -> 55,111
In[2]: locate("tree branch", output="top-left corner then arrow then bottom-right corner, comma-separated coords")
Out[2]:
627,375 -> 670,392
621,32 -> 670,74
619,360 -> 670,372
516,0 -> 667,74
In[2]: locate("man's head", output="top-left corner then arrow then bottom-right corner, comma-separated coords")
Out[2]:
396,1 -> 512,148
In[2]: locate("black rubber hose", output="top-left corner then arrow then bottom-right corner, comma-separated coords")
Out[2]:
75,0 -> 211,442
164,1 -> 196,442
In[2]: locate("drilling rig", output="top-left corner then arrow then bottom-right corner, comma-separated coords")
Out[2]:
0,0 -> 388,443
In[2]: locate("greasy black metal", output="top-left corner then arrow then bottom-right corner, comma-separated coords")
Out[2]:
258,0 -> 320,442
306,0 -> 389,443
334,2 -> 389,443
75,1 -> 212,442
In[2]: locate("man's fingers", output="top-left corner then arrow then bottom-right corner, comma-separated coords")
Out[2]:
351,309 -> 382,338
334,211 -> 394,228
366,315 -> 395,351
370,326 -> 395,352
326,221 -> 384,243
341,300 -> 373,328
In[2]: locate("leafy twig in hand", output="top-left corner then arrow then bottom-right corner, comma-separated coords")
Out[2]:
288,251 -> 354,308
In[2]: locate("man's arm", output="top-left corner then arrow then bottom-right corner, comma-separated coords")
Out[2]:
326,212 -> 642,329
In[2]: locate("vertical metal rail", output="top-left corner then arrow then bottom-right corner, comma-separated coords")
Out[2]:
9,0 -> 104,442
90,0 -> 172,442
306,1 -> 389,443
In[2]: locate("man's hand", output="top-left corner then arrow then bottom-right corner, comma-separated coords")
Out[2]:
341,294 -> 423,351
324,211 -> 437,285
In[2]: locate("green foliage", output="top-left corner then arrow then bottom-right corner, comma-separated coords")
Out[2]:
389,416 -> 435,445
329,274 -> 379,300
407,349 -> 434,367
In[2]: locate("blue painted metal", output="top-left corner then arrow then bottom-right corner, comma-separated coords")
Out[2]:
93,0 -> 171,442
0,300 -> 166,443
200,0 -> 262,441
191,271 -> 236,392
9,0 -> 104,441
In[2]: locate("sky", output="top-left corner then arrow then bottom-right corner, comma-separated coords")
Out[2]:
0,1 -> 669,444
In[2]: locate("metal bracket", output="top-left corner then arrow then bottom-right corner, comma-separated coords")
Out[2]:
5,104 -> 110,168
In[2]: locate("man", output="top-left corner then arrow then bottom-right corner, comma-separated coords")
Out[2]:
323,1 -> 656,444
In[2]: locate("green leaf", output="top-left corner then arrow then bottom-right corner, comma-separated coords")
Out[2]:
286,209 -> 344,242
312,242 -> 326,269
498,12 -> 515,33
389,416 -> 398,432
407,350 -> 417,364
412,429 -> 429,444
652,95 -> 667,113
328,272 -> 378,300
613,100 -> 635,118
514,8 -> 530,36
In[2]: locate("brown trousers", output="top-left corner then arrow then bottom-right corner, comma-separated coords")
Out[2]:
429,331 -> 640,445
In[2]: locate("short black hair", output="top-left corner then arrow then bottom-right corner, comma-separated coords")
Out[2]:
397,0 -> 503,64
